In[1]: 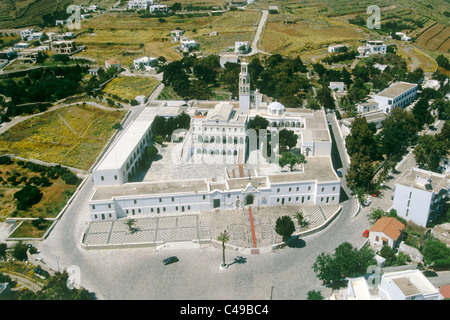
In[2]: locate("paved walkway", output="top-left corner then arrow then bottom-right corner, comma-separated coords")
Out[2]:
81,203 -> 341,251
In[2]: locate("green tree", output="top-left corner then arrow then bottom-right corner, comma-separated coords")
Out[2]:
279,152 -> 305,171
313,242 -> 376,286
412,98 -> 434,129
14,185 -> 43,210
379,245 -> 396,266
345,116 -> 379,160
422,239 -> 450,267
346,152 -> 375,192
275,216 -> 296,242
307,290 -> 324,300
36,271 -> 94,300
144,145 -> 159,163
217,230 -> 230,268
278,129 -> 298,153
11,241 -> 28,261
294,211 -> 309,228
0,243 -> 7,259
380,108 -> 418,158
413,134 -> 449,172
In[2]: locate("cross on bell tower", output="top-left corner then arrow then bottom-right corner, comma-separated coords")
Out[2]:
239,61 -> 250,114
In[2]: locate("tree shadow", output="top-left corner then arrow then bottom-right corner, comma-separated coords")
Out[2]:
286,237 -> 306,248
228,256 -> 247,266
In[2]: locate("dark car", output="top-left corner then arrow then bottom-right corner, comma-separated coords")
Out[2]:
337,170 -> 342,177
163,256 -> 179,265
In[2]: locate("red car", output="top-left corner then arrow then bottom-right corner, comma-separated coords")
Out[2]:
372,191 -> 380,197
362,230 -> 370,238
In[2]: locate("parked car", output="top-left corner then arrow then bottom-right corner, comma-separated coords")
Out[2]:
362,229 -> 370,238
163,256 -> 179,265
337,170 -> 342,178
363,197 -> 372,207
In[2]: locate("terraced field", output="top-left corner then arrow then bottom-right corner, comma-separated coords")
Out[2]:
415,23 -> 450,53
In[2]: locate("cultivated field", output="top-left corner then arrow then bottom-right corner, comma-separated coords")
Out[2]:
103,75 -> 160,101
0,105 -> 126,171
415,23 -> 450,54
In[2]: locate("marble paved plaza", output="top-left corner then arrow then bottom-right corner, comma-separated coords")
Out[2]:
82,204 -> 341,250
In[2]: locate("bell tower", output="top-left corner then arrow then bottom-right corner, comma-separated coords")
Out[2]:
239,61 -> 250,114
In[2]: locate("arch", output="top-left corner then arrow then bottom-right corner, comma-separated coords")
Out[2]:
244,194 -> 255,206
196,148 -> 202,154
228,136 -> 232,144
198,135 -> 203,143
239,137 -> 244,144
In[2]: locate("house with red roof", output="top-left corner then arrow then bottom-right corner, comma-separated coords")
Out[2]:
369,217 -> 405,249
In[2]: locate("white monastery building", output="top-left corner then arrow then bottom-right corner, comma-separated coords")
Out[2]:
89,62 -> 341,221
373,81 -> 418,113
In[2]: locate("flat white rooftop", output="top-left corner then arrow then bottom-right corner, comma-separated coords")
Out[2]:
94,107 -> 157,171
375,82 -> 417,99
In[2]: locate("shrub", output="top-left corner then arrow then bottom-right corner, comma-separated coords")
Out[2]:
14,185 -> 43,211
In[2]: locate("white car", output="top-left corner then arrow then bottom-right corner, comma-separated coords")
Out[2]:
363,197 -> 372,207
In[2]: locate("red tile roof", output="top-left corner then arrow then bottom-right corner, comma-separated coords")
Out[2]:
370,217 -> 405,240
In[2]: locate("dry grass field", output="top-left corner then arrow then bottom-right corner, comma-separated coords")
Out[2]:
260,15 -> 366,58
0,105 -> 126,171
73,9 -> 260,63
0,161 -> 77,221
103,75 -> 160,101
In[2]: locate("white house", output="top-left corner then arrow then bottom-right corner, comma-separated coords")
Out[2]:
133,56 -> 157,70
331,269 -> 443,300
392,167 -> 449,227
128,0 -> 153,10
369,217 -> 405,249
328,44 -> 347,53
219,52 -> 239,68
170,29 -> 185,42
105,58 -> 121,70
180,39 -> 199,52
357,40 -> 387,57
395,32 -> 411,41
340,109 -> 387,137
149,4 -> 168,14
379,269 -> 443,300
20,28 -> 34,40
329,82 -> 345,92
373,81 -> 418,113
235,41 -> 250,54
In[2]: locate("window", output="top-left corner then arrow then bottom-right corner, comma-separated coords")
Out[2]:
321,187 -> 324,192
277,188 -> 280,193
172,197 -> 175,202
308,186 -> 311,191
134,200 -> 137,204
203,195 -> 206,200
332,187 -> 336,191
101,176 -> 104,181
114,175 -> 118,180
289,187 -> 292,192
159,198 -> 162,203
108,204 -> 111,209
